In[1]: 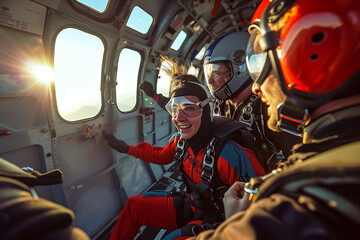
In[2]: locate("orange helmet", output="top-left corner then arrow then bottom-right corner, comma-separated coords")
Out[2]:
247,0 -> 360,104
251,0 -> 270,24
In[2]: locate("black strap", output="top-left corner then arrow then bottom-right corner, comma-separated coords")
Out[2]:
232,94 -> 259,130
278,98 -> 309,137
173,118 -> 251,223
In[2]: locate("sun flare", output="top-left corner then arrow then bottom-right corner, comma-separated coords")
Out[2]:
33,65 -> 54,84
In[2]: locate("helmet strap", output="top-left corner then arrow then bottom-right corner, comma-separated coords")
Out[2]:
277,98 -> 309,137
213,77 -> 252,100
232,78 -> 253,98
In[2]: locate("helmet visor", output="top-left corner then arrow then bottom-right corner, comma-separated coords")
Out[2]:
165,96 -> 203,118
246,26 -> 268,84
203,61 -> 233,91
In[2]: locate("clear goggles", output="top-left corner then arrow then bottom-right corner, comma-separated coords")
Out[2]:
203,61 -> 233,84
165,96 -> 213,118
246,25 -> 269,85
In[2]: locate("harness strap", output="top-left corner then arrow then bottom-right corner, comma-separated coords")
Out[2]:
278,98 -> 309,137
173,118 -> 251,223
201,138 -> 217,185
237,94 -> 259,130
174,138 -> 186,162
182,172 -> 224,222
233,94 -> 286,172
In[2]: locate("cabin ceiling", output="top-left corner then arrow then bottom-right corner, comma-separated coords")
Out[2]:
34,0 -> 261,63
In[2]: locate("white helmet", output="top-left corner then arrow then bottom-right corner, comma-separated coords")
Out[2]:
203,31 -> 252,100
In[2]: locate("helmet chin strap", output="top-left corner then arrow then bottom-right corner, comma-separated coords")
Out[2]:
213,78 -> 252,100
276,98 -> 309,137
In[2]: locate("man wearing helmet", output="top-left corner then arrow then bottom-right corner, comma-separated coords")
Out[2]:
203,31 -> 300,173
189,0 -> 360,239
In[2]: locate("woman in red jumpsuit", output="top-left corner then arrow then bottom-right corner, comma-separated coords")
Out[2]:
104,65 -> 264,240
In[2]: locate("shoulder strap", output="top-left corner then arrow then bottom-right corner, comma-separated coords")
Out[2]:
212,116 -> 257,152
201,117 -> 254,205
197,117 -> 254,220
210,116 -> 248,139
232,94 -> 259,130
201,116 -> 253,185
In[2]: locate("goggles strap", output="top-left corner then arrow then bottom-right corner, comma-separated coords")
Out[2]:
277,98 -> 309,137
199,96 -> 215,108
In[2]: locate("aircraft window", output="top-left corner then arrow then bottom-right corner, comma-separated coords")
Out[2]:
126,6 -> 153,34
171,31 -> 187,51
116,48 -> 141,111
195,43 -> 210,60
75,0 -> 110,13
54,28 -> 103,121
188,66 -> 200,77
156,60 -> 172,98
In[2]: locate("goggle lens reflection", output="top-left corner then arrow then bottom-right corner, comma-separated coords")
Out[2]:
246,27 -> 268,84
204,62 -> 232,85
165,97 -> 203,117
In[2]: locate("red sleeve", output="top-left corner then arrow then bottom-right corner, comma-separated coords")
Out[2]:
217,155 -> 240,186
152,94 -> 159,102
127,138 -> 178,165
216,141 -> 265,186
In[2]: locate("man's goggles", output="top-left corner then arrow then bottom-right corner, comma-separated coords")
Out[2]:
165,96 -> 213,118
246,24 -> 272,86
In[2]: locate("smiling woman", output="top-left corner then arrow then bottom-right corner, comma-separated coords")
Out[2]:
103,65 -> 264,239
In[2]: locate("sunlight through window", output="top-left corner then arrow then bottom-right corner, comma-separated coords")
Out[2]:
54,28 -> 104,121
33,65 -> 53,84
187,66 -> 199,77
157,60 -> 172,98
126,6 -> 153,34
171,30 -> 187,51
116,48 -> 141,111
76,0 -> 110,13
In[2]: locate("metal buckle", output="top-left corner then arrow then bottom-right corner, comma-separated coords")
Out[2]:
175,138 -> 186,161
244,168 -> 282,202
203,139 -> 215,168
201,138 -> 216,184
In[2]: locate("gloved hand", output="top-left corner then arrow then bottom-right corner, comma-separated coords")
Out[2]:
103,131 -> 130,153
139,81 -> 155,97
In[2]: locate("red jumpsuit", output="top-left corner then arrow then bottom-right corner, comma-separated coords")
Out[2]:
110,136 -> 264,240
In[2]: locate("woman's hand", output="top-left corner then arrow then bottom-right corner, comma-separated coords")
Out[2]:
103,131 -> 130,153
139,81 -> 155,97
